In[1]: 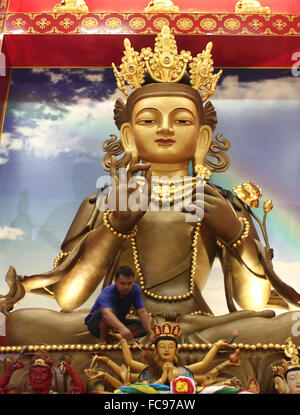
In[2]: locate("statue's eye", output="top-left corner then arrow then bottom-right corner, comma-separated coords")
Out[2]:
137,119 -> 156,125
175,119 -> 192,125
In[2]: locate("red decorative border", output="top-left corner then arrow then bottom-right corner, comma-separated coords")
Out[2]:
3,12 -> 300,36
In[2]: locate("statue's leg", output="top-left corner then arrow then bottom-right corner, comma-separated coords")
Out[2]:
179,310 -> 275,343
182,311 -> 298,345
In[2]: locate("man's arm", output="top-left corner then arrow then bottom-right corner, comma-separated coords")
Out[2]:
136,308 -> 154,342
101,308 -> 134,341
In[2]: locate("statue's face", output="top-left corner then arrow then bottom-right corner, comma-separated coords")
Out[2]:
273,376 -> 287,394
156,339 -> 177,362
286,370 -> 300,394
130,95 -> 201,164
29,366 -> 52,392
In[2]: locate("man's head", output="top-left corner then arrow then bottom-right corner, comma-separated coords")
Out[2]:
115,266 -> 135,297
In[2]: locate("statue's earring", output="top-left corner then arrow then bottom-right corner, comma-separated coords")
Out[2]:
194,164 -> 211,181
193,125 -> 212,180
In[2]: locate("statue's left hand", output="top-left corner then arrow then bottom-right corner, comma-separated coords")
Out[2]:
187,183 -> 243,243
8,360 -> 24,371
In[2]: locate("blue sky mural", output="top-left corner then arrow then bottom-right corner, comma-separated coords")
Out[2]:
0,68 -> 300,315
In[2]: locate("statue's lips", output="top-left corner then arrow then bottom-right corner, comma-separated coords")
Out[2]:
155,139 -> 175,146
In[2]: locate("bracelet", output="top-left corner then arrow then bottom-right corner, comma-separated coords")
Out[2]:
103,210 -> 138,240
216,217 -> 250,249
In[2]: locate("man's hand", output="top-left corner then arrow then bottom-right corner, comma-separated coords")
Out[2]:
119,326 -> 134,341
147,333 -> 155,344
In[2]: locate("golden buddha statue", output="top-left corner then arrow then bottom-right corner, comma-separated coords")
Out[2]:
53,0 -> 89,13
144,0 -> 180,13
235,0 -> 271,14
1,26 -> 300,347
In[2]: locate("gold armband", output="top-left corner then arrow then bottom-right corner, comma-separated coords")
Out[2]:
216,217 -> 250,249
103,210 -> 138,240
53,250 -> 69,269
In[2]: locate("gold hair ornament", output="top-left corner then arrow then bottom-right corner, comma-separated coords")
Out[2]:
113,26 -> 222,102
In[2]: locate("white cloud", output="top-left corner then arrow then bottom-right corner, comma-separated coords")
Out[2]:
0,226 -> 24,240
214,76 -> 300,100
2,95 -> 121,162
48,73 -> 64,84
0,132 -> 23,164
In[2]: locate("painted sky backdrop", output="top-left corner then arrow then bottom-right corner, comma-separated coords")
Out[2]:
0,68 -> 300,315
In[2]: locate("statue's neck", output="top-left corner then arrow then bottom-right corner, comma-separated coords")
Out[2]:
147,162 -> 190,179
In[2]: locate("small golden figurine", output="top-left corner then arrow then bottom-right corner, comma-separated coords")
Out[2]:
235,0 -> 271,14
144,0 -> 180,13
53,0 -> 89,13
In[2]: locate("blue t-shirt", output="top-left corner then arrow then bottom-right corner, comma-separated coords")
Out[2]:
84,283 -> 144,325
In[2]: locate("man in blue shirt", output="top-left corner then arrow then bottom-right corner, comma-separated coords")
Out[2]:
85,266 -> 154,344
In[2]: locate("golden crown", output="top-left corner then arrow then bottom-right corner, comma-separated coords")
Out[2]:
272,338 -> 300,377
152,322 -> 182,340
112,25 -> 222,101
31,351 -> 53,368
32,358 -> 51,368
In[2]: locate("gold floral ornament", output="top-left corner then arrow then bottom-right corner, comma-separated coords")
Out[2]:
234,0 -> 271,14
189,42 -> 222,103
233,182 -> 274,252
53,0 -> 89,13
112,26 -> 222,102
233,181 -> 262,209
272,338 -> 300,378
263,199 -> 273,214
144,0 -> 180,13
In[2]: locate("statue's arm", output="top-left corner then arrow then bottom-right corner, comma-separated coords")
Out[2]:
119,338 -> 146,373
219,197 -> 271,311
186,343 -> 221,374
60,362 -> 86,394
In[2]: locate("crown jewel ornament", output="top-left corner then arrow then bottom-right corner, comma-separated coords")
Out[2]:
112,26 -> 222,102
152,322 -> 182,340
272,338 -> 300,377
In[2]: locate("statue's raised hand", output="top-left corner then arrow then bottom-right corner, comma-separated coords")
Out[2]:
186,182 -> 243,243
107,152 -> 151,233
202,183 -> 243,243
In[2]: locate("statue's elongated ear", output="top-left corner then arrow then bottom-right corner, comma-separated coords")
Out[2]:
120,122 -> 139,162
193,125 -> 212,167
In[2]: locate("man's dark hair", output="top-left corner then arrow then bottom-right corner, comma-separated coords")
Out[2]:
115,266 -> 134,280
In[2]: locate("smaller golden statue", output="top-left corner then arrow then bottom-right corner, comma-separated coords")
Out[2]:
144,0 -> 180,13
85,323 -> 240,393
235,0 -> 271,14
53,0 -> 89,13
